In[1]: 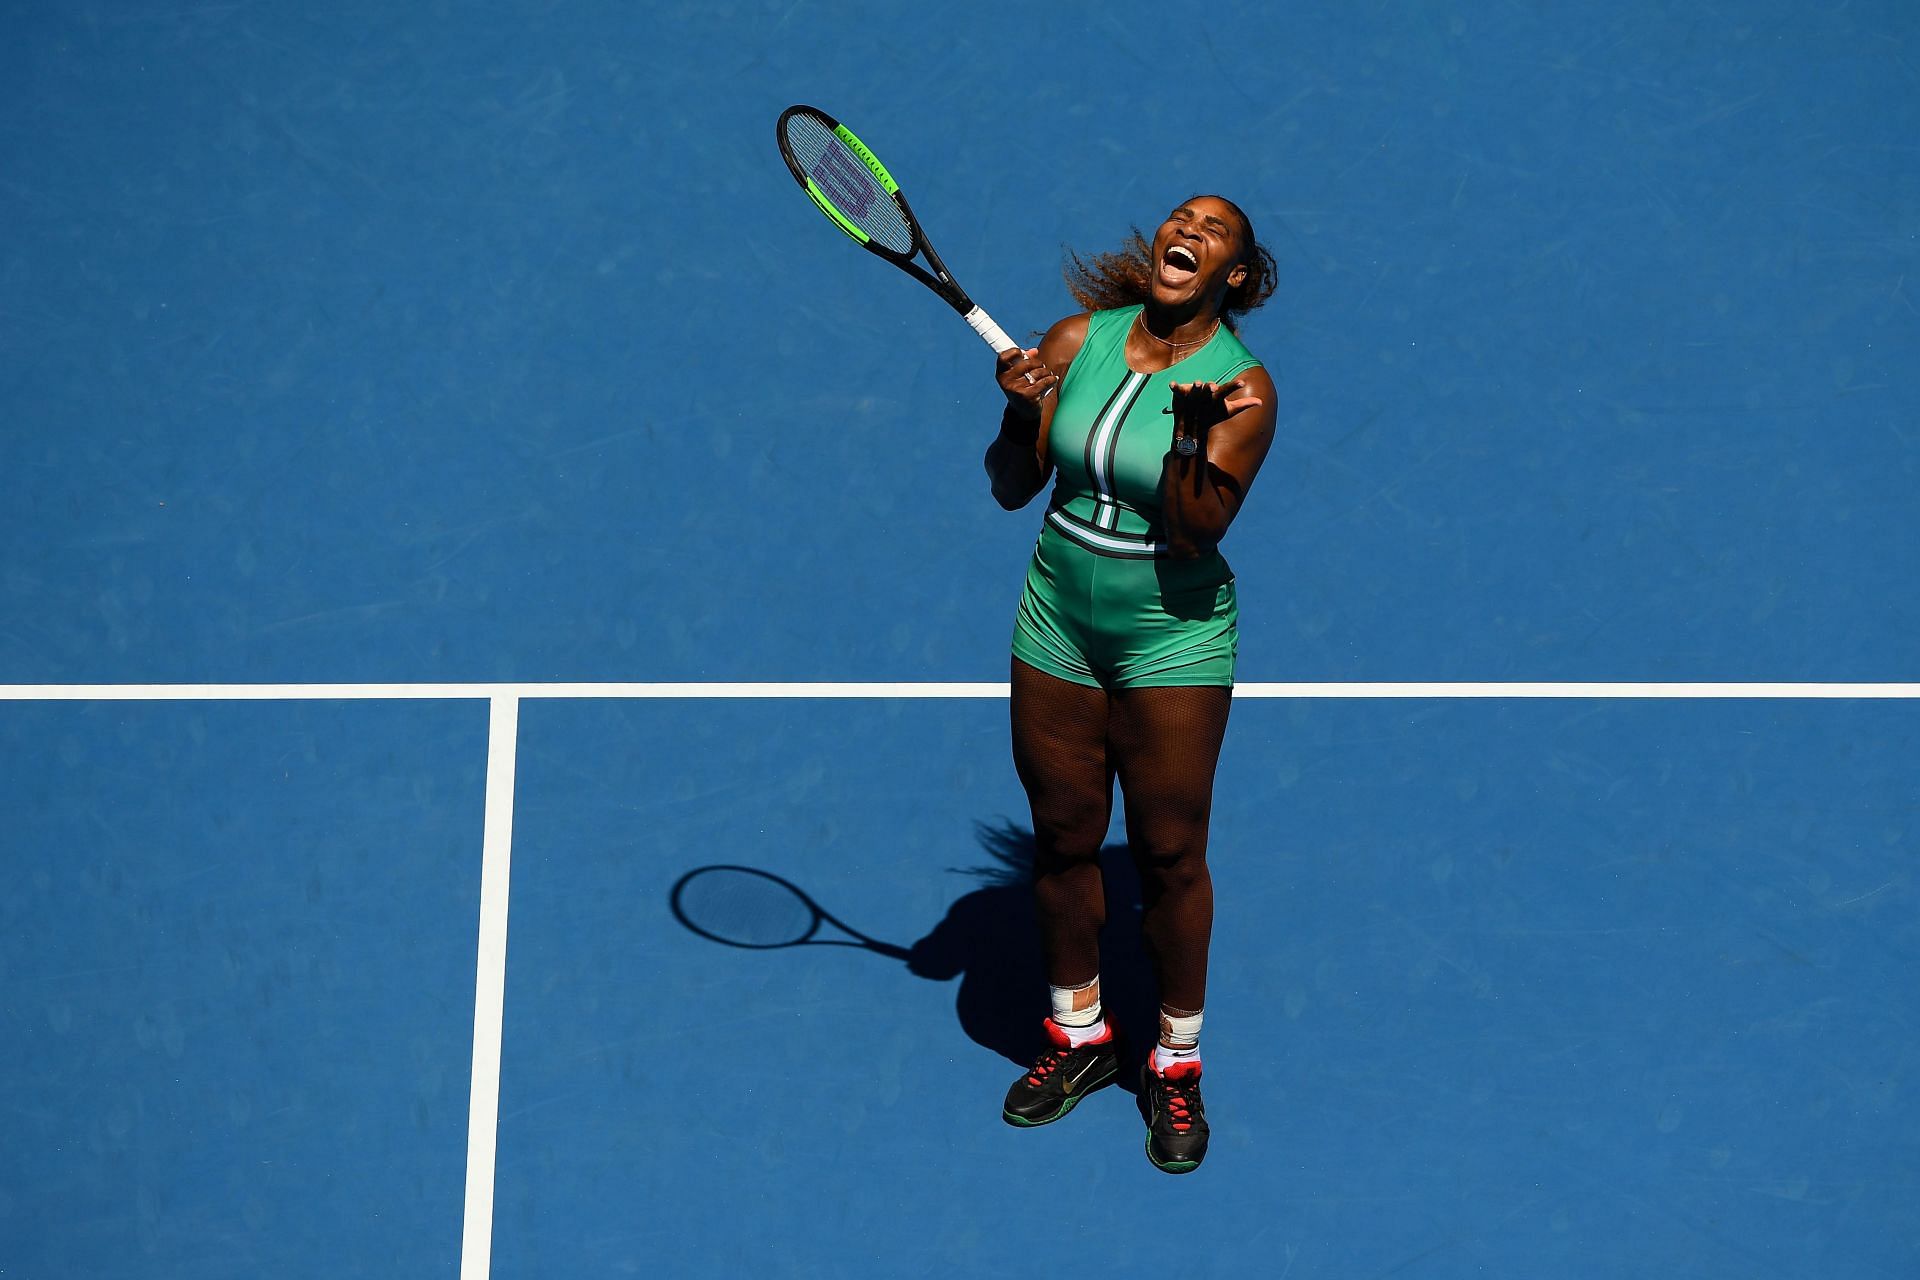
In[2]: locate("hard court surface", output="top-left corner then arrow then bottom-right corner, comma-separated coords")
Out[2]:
2,3 -> 1915,1277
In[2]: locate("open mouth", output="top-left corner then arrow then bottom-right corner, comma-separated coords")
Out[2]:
1159,243 -> 1200,287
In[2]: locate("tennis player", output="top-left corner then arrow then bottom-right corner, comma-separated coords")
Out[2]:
984,195 -> 1278,1173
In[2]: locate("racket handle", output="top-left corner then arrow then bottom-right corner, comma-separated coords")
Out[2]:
963,305 -> 1017,355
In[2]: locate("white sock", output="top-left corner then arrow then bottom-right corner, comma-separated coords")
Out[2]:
1153,1007 -> 1203,1071
1050,977 -> 1106,1045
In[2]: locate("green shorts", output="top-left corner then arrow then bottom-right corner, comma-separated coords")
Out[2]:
1011,523 -> 1238,689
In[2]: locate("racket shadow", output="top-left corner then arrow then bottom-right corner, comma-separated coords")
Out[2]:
665,820 -> 1159,1088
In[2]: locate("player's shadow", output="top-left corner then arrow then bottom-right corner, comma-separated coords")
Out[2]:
666,818 -> 1160,1091
905,820 -> 1158,1089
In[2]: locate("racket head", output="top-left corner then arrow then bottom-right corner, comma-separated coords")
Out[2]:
775,104 -> 982,320
777,105 -> 926,265
670,865 -> 823,949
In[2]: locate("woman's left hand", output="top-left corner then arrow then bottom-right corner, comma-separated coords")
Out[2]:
1168,379 -> 1264,460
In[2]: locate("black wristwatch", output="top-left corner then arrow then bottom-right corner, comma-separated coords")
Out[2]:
1173,434 -> 1200,457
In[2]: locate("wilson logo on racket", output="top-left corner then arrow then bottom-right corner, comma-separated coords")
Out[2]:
810,145 -> 879,220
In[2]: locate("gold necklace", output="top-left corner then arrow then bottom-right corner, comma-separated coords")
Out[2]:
1134,311 -> 1219,354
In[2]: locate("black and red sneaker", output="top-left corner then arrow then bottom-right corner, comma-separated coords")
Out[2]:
1002,1018 -> 1119,1127
1142,1060 -> 1209,1173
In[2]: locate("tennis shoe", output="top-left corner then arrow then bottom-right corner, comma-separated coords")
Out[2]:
1142,1059 -> 1209,1173
1002,1018 -> 1118,1127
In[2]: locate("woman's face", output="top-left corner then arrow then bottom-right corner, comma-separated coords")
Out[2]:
1149,195 -> 1249,312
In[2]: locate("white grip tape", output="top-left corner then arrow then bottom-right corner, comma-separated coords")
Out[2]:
963,306 -> 1017,354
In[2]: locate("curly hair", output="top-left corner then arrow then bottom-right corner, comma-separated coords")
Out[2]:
1062,195 -> 1277,332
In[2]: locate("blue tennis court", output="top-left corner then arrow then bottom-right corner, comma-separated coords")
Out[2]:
3,2 -> 1916,1277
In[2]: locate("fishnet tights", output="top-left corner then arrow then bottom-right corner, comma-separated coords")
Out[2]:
1009,658 -> 1231,1014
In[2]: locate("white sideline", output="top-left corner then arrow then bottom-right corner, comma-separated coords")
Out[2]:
1,681 -> 1916,700
459,696 -> 517,1280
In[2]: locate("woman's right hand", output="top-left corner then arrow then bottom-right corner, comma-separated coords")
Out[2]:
996,346 -> 1059,421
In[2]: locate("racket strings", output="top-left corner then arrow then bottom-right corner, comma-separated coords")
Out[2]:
782,111 -> 914,255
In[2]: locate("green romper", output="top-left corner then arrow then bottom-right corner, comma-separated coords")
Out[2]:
1011,305 -> 1262,689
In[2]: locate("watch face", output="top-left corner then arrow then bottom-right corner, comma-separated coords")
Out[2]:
1175,435 -> 1199,456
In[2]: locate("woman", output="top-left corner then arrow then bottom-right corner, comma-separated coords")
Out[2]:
984,195 -> 1277,1174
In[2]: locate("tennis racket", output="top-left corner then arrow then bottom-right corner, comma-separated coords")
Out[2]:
670,865 -> 911,961
776,104 -> 1017,355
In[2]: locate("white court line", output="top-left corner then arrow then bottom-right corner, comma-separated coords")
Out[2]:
0,681 -> 1916,700
460,696 -> 517,1280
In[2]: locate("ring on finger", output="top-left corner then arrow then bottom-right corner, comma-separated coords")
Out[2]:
1022,372 -> 1034,385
